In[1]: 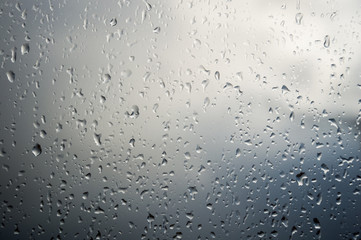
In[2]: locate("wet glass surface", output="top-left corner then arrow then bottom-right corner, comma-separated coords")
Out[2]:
1,1 -> 361,239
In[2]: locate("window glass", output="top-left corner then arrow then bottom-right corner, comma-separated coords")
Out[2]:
1,1 -> 360,239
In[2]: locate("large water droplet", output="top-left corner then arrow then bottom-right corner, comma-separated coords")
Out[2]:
313,218 -> 321,229
32,144 -> 42,156
6,71 -> 15,83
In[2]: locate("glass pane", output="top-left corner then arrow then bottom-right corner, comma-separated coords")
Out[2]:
1,1 -> 360,239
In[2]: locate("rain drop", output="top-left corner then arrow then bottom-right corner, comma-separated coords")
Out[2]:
144,1 -> 152,11
153,27 -> 161,34
102,73 -> 111,83
110,18 -> 117,26
215,71 -> 220,80
295,13 -> 303,24
32,144 -> 42,156
324,35 -> 330,48
127,105 -> 140,119
6,71 -> 15,83
21,43 -> 29,55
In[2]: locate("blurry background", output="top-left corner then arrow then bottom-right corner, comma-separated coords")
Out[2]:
0,0 -> 361,239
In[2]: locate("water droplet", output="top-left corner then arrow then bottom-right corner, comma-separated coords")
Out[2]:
94,206 -> 104,214
32,144 -> 42,156
11,47 -> 16,63
324,35 -> 330,48
14,225 -> 20,235
201,79 -> 209,92
120,69 -> 132,78
296,172 -> 308,186
289,111 -> 294,122
94,133 -> 102,146
102,73 -> 111,83
6,71 -> 15,83
236,148 -> 241,157
21,43 -> 30,55
321,163 -> 329,174
144,1 -> 152,11
328,118 -> 339,129
215,71 -> 220,80
206,203 -> 213,210
153,27 -> 160,34
295,13 -> 303,24
313,218 -> 321,229
110,18 -> 117,26
82,192 -> 89,199
203,97 -> 210,111
147,213 -> 155,228
188,186 -> 198,200
126,105 -> 140,118
330,12 -> 337,20
129,138 -> 135,147
281,85 -> 290,93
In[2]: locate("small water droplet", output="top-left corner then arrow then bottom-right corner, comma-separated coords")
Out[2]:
129,138 -> 135,147
330,12 -> 337,21
296,172 -> 308,186
127,105 -> 140,118
289,111 -> 294,122
324,35 -> 330,48
94,133 -> 102,146
203,97 -> 210,111
144,1 -> 152,11
295,13 -> 303,25
313,218 -> 321,229
32,144 -> 42,156
110,18 -> 117,26
201,79 -> 209,91
153,27 -> 160,34
236,148 -> 241,157
147,213 -> 155,228
281,85 -> 290,93
121,69 -> 132,78
215,71 -> 220,80
21,43 -> 30,55
82,192 -> 89,199
14,225 -> 20,235
94,206 -> 104,214
6,71 -> 15,83
102,73 -> 111,83
321,163 -> 329,174
11,47 -> 16,63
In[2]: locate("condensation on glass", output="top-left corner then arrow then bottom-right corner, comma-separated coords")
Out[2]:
0,1 -> 361,239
